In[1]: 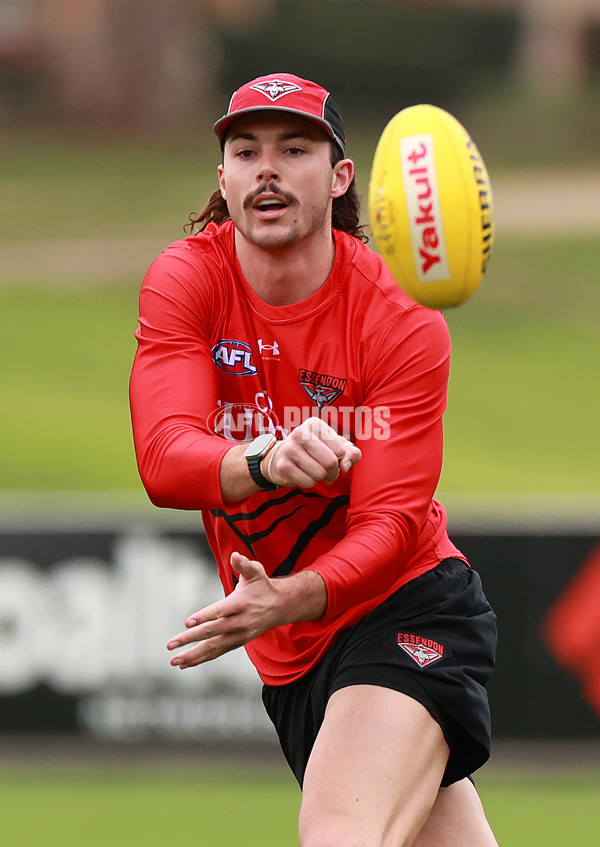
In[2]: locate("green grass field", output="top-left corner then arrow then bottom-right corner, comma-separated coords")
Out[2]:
2,765 -> 600,846
1,111 -> 599,846
0,766 -> 300,847
441,234 -> 600,494
1,232 -> 598,494
2,131 -> 599,494
481,771 -> 600,846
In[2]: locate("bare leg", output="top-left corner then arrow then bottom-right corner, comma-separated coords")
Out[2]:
298,685 -> 449,847
411,777 -> 498,846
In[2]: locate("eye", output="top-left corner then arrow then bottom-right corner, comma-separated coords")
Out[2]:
236,148 -> 255,160
286,146 -> 305,156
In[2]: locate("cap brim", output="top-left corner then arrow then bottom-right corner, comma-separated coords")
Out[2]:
214,106 -> 344,153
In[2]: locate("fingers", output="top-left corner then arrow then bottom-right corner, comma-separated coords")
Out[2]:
167,552 -> 270,668
338,439 -> 362,474
167,600 -> 246,667
166,602 -> 224,651
296,418 -> 362,472
171,631 -> 246,670
275,437 -> 340,486
268,417 -> 361,488
230,551 -> 264,582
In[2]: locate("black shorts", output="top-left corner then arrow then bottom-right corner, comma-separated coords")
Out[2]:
262,558 -> 497,788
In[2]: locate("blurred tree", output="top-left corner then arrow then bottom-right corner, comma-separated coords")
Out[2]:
36,0 -> 220,131
453,0 -> 600,93
0,0 -> 45,124
516,0 -> 600,93
1,0 -> 599,132
212,0 -> 520,121
210,0 -> 276,32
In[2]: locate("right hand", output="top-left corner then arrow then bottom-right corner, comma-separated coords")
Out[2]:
265,417 -> 361,489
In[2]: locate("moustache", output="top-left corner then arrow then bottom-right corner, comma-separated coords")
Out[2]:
243,182 -> 297,210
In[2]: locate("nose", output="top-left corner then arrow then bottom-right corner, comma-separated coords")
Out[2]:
256,153 -> 279,183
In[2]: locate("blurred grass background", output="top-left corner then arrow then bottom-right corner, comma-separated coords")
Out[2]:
1,2 -> 600,843
2,97 -> 599,842
3,764 -> 600,847
1,98 -> 598,496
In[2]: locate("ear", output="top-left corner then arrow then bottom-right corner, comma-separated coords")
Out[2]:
217,164 -> 226,200
331,158 -> 354,199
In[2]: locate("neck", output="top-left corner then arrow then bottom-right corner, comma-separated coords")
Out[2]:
234,228 -> 336,306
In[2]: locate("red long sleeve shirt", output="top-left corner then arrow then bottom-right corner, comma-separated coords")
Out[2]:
130,220 -> 467,685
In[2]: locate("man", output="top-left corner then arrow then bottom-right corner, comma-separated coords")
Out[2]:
130,72 -> 498,846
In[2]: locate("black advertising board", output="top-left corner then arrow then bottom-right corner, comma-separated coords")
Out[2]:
1,500 -> 599,741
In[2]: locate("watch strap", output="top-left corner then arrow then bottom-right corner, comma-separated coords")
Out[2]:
246,441 -> 280,491
246,446 -> 280,491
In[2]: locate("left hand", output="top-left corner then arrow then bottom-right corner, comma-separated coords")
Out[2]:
166,552 -> 283,669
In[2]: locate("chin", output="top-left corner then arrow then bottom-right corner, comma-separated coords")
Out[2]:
247,225 -> 301,250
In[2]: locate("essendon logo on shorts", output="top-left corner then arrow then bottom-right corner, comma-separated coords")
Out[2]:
397,633 -> 444,668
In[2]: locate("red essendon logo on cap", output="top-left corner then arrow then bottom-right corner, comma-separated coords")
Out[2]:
250,80 -> 303,102
397,633 -> 444,668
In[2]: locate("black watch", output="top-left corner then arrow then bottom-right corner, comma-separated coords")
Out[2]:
244,433 -> 280,491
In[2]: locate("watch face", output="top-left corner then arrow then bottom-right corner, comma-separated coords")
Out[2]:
244,433 -> 275,458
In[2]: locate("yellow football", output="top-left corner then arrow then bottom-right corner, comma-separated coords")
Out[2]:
368,104 -> 494,309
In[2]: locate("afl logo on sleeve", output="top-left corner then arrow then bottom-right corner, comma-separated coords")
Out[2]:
212,339 -> 257,376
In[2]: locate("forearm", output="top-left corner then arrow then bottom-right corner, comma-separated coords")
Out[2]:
133,425 -> 234,510
308,512 -> 418,622
219,443 -> 265,502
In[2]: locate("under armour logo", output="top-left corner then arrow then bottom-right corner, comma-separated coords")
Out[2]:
258,339 -> 280,356
250,80 -> 302,102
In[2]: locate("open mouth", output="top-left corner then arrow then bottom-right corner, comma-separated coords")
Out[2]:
252,196 -> 289,217
247,186 -> 296,219
256,198 -> 287,210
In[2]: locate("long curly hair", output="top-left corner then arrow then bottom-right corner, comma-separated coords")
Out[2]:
184,143 -> 368,242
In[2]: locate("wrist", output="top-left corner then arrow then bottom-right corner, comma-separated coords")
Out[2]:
244,434 -> 280,491
261,441 -> 280,486
274,570 -> 327,623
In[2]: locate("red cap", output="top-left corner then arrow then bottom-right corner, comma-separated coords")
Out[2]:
213,73 -> 346,154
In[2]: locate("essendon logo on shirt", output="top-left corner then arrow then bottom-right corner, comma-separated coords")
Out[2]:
212,339 -> 257,376
397,633 -> 445,668
400,134 -> 450,283
298,368 -> 346,410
